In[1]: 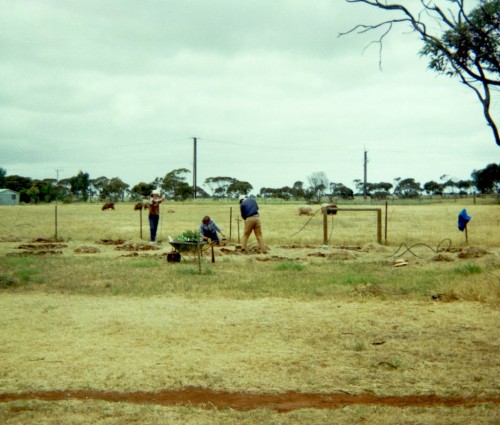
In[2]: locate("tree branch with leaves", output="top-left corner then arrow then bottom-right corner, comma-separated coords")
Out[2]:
340,0 -> 500,146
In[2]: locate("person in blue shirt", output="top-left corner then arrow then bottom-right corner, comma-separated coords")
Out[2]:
239,195 -> 267,254
199,216 -> 225,243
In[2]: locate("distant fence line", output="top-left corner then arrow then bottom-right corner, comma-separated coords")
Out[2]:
2,193 -> 498,207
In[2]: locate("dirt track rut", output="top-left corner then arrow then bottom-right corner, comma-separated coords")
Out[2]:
0,388 -> 498,412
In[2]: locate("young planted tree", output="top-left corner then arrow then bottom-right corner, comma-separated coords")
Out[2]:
341,0 -> 500,146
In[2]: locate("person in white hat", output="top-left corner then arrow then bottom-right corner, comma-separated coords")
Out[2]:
148,189 -> 165,244
239,195 -> 267,254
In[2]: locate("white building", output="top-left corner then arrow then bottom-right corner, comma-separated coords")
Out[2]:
0,189 -> 20,205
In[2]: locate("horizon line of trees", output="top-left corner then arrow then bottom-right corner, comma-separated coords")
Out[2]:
0,163 -> 498,204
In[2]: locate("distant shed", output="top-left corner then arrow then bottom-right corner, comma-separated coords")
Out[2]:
0,189 -> 20,205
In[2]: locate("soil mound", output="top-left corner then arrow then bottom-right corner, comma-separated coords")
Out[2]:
458,246 -> 489,259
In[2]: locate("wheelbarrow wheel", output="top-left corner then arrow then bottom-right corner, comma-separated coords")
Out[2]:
167,252 -> 181,263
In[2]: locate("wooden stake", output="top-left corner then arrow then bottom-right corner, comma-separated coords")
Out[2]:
197,240 -> 202,274
377,208 -> 382,245
54,204 -> 58,240
323,207 -> 328,245
384,201 -> 388,244
139,209 -> 143,240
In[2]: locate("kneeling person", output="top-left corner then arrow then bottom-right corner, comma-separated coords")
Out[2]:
199,216 -> 225,243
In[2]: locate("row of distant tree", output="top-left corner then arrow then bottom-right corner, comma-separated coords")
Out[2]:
0,164 -> 498,204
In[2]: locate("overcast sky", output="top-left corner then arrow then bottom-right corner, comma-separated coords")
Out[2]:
1,0 -> 498,194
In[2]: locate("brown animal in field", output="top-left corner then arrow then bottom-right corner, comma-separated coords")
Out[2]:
133,201 -> 149,211
298,206 -> 314,216
102,202 -> 115,211
167,208 -> 175,213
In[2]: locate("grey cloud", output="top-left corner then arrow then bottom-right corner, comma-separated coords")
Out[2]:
0,0 -> 497,192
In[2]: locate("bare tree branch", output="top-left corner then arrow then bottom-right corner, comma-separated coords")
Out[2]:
340,0 -> 500,146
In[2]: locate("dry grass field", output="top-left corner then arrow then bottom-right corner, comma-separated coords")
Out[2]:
0,200 -> 499,424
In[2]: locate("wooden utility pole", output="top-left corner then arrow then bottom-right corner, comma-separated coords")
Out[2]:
385,201 -> 388,244
193,137 -> 198,199
363,149 -> 368,200
55,169 -> 62,240
323,208 -> 329,245
139,208 -> 143,240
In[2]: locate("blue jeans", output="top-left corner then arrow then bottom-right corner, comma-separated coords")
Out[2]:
149,214 -> 160,242
202,229 -> 219,242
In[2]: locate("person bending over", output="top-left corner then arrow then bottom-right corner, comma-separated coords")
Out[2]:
239,195 -> 267,254
199,215 -> 225,243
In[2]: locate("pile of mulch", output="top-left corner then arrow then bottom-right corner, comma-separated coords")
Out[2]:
97,239 -> 126,245
74,246 -> 101,254
115,243 -> 158,251
7,240 -> 68,256
432,253 -> 455,262
308,250 -> 358,260
458,246 -> 489,259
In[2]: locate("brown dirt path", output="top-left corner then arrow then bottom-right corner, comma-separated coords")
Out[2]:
0,388 -> 498,412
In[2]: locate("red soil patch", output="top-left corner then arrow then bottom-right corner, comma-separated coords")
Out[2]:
97,239 -> 126,245
17,244 -> 67,250
31,238 -> 64,243
115,243 -> 158,251
0,388 -> 497,412
6,250 -> 63,257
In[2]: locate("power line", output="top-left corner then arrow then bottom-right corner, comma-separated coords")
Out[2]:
201,137 -> 360,151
